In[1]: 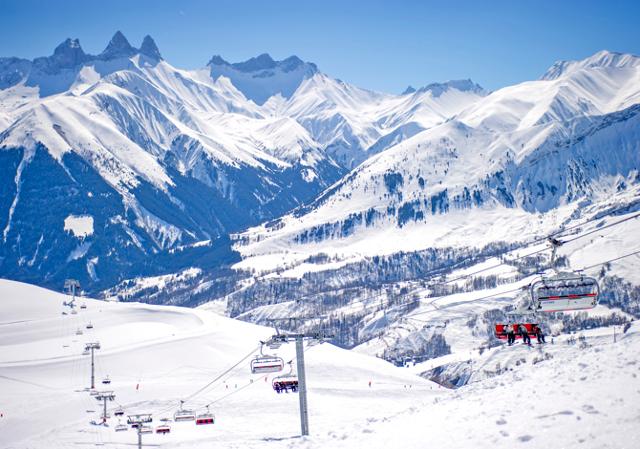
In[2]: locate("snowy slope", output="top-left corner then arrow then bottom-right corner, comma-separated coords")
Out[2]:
0,279 -> 436,448
1,278 -> 638,449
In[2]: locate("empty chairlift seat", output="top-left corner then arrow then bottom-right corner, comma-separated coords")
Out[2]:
115,423 -> 128,432
174,409 -> 196,422
174,404 -> 196,422
531,273 -> 599,312
250,355 -> 285,374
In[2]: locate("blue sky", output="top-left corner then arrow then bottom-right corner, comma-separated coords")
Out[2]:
1,0 -> 639,93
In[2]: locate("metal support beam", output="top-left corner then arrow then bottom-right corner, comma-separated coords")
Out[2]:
295,336 -> 309,436
126,414 -> 152,449
84,342 -> 101,390
94,391 -> 115,424
267,330 -> 332,438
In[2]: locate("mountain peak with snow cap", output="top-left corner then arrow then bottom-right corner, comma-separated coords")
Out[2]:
417,79 -> 486,97
541,50 -> 640,80
140,35 -> 162,60
232,53 -> 276,72
99,31 -> 137,60
208,53 -> 319,104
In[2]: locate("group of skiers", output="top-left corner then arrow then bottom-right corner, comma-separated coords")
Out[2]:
504,323 -> 546,346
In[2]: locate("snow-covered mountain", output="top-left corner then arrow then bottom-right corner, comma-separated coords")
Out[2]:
0,34 -> 341,291
0,32 -> 487,292
235,50 -> 640,276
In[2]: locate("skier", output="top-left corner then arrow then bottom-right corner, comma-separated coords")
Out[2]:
519,324 -> 531,345
534,324 -> 546,344
506,323 -> 515,346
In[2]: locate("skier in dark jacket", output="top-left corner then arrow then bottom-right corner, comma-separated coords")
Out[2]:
519,324 -> 531,345
506,323 -> 516,345
534,324 -> 546,344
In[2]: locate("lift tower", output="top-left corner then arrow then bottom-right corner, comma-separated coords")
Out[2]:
267,330 -> 333,437
64,279 -> 80,307
84,342 -> 101,389
94,391 -> 115,423
127,414 -> 153,449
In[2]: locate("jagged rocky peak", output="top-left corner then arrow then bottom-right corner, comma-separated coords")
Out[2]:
402,85 -> 416,95
541,50 -> 640,80
233,53 -> 276,72
208,52 -> 318,74
51,38 -> 88,68
140,35 -> 162,60
100,31 -> 137,59
208,55 -> 230,66
206,52 -> 319,104
417,79 -> 486,97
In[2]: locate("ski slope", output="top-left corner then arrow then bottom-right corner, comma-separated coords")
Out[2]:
1,278 -> 639,448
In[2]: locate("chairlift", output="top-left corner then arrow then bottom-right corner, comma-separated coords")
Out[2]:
127,414 -> 152,425
272,362 -> 298,393
86,322 -> 93,329
80,303 -> 87,309
71,309 -> 78,315
140,426 -> 153,434
174,400 -> 196,422
89,389 -> 99,396
156,424 -> 171,434
114,407 -> 124,417
250,344 -> 284,374
76,328 -> 83,335
195,406 -> 215,425
494,323 -> 539,340
115,423 -> 128,432
530,272 -> 599,313
102,375 -> 111,385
